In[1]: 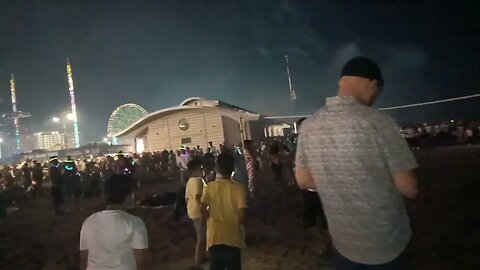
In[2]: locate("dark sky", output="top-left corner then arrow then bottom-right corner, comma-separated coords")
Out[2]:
0,0 -> 479,142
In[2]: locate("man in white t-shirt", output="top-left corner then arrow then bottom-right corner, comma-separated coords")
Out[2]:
80,174 -> 149,270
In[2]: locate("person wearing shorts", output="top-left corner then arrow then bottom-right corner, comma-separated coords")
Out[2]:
185,158 -> 207,268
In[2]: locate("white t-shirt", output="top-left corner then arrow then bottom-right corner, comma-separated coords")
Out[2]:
176,154 -> 190,170
80,210 -> 148,270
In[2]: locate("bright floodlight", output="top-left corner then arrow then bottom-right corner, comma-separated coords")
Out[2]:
67,113 -> 74,121
52,117 -> 60,123
0,138 -> 3,143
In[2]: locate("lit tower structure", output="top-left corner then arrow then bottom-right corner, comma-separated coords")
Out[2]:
66,58 -> 80,148
285,54 -> 297,112
2,73 -> 31,153
10,74 -> 20,150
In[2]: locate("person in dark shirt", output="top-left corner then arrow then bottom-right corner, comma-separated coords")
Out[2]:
49,157 -> 64,215
63,156 -> 82,210
32,161 -> 44,189
203,148 -> 216,182
21,162 -> 32,188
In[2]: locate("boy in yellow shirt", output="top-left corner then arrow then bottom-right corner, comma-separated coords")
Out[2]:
185,158 -> 207,268
201,153 -> 247,270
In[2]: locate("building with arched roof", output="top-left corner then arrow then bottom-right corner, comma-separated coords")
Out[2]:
113,97 -> 261,152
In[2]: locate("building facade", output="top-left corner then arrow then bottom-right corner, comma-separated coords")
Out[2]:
114,97 -> 261,152
35,131 -> 66,150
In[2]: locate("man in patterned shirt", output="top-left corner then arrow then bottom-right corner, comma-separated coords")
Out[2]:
295,57 -> 418,270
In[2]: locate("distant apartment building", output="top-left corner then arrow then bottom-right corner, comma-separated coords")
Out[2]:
35,131 -> 66,150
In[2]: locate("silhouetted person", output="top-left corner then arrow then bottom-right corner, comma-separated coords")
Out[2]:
49,157 -> 64,215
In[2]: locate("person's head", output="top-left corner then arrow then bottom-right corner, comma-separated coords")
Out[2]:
209,141 -> 213,147
216,153 -> 234,178
187,158 -> 203,177
50,156 -> 59,166
104,174 -> 132,205
244,140 -> 255,156
338,57 -> 384,106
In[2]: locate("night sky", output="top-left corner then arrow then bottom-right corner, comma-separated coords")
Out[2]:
0,0 -> 479,142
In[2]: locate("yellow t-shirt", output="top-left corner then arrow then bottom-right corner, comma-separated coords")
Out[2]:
201,179 -> 247,250
185,177 -> 206,219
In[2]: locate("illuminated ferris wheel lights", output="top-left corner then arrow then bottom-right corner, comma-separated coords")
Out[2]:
107,103 -> 147,137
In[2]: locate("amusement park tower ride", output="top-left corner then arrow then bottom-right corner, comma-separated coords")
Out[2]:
66,58 -> 80,148
10,74 -> 20,151
5,73 -> 31,153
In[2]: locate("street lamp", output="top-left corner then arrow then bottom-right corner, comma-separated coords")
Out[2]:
52,114 -> 73,148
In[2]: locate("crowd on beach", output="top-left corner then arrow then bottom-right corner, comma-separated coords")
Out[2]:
2,57 -> 436,270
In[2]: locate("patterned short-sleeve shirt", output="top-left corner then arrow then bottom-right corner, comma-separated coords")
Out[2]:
296,96 -> 417,264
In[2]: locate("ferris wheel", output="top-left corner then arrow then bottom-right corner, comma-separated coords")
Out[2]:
107,103 -> 148,136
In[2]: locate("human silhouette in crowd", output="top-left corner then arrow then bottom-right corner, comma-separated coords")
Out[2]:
48,157 -> 64,215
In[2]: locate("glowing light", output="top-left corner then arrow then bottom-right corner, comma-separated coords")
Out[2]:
103,137 -> 108,143
66,58 -> 80,148
10,73 -> 21,151
0,138 -> 3,143
52,117 -> 60,123
67,113 -> 74,121
136,138 -> 145,153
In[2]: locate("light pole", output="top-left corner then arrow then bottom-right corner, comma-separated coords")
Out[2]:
52,114 -> 73,148
0,137 -> 3,159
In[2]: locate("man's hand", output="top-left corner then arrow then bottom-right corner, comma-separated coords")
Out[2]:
238,207 -> 247,225
295,167 -> 315,189
201,203 -> 210,220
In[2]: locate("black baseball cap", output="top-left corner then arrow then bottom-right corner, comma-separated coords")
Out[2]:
341,57 -> 384,87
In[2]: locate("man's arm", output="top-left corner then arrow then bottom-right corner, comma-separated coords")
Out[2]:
237,185 -> 248,225
79,221 -> 89,270
294,128 -> 315,189
238,207 -> 247,225
195,179 -> 203,203
131,219 -> 149,269
378,117 -> 419,198
295,167 -> 315,189
201,202 -> 210,220
134,249 -> 150,270
393,170 -> 418,199
79,250 -> 88,270
200,185 -> 210,220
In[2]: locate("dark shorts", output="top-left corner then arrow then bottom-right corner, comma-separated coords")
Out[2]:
209,245 -> 241,270
333,247 -> 413,270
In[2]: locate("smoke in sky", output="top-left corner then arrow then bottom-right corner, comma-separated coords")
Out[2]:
0,0 -> 478,141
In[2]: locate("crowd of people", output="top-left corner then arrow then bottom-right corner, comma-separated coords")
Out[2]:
3,57 -> 434,270
401,121 -> 480,148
